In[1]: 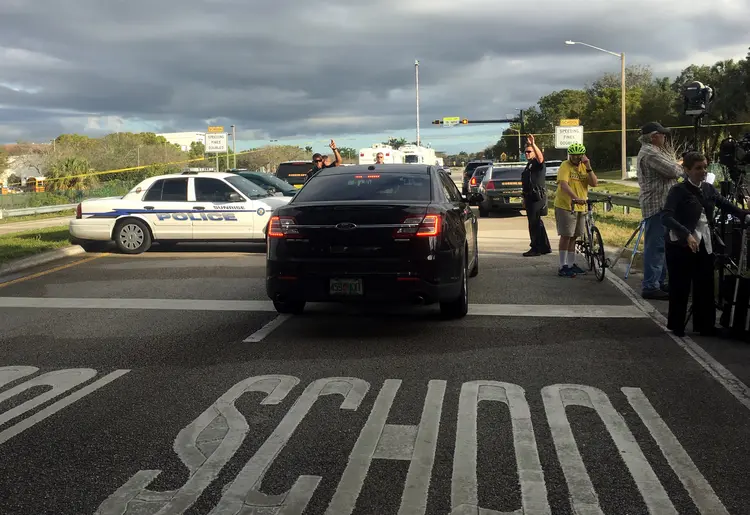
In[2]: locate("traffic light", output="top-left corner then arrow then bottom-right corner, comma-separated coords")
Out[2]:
432,120 -> 441,124
461,119 -> 469,124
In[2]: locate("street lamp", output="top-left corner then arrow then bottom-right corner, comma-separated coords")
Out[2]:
565,40 -> 627,180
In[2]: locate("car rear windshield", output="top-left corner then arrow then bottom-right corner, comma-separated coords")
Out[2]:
276,163 -> 312,184
293,173 -> 432,202
490,167 -> 524,180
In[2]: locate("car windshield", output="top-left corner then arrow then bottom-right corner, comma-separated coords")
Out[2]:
241,172 -> 295,192
276,163 -> 312,185
225,175 -> 271,198
293,173 -> 431,202
490,167 -> 525,180
472,167 -> 488,178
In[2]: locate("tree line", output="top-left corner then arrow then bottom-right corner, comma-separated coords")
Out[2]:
444,47 -> 750,169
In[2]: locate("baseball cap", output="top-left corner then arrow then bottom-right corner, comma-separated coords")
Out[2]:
641,122 -> 671,135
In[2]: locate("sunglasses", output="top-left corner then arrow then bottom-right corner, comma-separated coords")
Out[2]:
314,159 -> 322,162
524,150 -> 533,154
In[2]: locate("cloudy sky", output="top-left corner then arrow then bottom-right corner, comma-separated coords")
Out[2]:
0,0 -> 747,154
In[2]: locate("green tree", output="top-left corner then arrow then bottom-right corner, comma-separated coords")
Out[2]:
188,141 -> 205,159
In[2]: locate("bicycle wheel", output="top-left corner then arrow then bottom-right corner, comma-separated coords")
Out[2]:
590,226 -> 606,281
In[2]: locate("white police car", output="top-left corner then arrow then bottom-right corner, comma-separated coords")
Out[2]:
69,171 -> 291,254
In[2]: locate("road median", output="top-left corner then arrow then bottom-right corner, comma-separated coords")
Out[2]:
0,227 -> 83,276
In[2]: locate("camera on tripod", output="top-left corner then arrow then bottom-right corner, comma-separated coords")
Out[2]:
682,81 -> 713,117
719,133 -> 750,177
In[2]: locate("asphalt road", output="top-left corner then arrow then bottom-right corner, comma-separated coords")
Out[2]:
1,211 -> 749,515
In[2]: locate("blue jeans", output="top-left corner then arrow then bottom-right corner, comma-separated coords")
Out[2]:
642,212 -> 668,291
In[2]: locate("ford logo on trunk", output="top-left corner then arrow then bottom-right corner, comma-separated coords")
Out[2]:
335,222 -> 357,230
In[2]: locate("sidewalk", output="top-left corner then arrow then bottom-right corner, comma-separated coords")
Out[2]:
0,216 -> 72,236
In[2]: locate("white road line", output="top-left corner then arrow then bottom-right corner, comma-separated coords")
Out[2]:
0,297 -> 646,318
243,315 -> 291,342
606,272 -> 750,411
0,369 -> 129,445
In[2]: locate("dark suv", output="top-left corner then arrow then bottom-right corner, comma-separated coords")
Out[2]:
461,159 -> 493,195
276,161 -> 313,189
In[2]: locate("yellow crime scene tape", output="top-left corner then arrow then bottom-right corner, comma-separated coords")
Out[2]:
3,121 -> 749,189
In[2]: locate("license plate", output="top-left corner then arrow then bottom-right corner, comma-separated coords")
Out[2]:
509,197 -> 522,203
329,278 -> 363,295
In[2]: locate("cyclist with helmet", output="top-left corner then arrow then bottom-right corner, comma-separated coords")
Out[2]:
553,143 -> 599,277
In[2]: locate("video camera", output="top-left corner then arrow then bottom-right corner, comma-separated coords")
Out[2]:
719,133 -> 750,178
682,81 -> 713,117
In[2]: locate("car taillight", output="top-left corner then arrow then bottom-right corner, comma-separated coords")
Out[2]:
267,216 -> 301,238
394,214 -> 441,238
485,181 -> 495,190
470,177 -> 476,185
75,203 -> 82,219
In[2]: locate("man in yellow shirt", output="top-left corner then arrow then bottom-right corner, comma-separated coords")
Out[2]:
554,143 -> 598,277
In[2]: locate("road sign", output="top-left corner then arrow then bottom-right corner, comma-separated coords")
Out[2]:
443,117 -> 460,127
500,153 -> 507,161
559,119 -> 579,127
555,125 -> 584,149
207,126 -> 224,133
205,133 -> 228,153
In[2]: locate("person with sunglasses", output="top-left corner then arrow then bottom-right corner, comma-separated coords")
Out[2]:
306,139 -> 342,182
521,134 -> 551,256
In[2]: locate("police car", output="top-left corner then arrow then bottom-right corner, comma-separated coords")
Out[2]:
69,171 -> 292,254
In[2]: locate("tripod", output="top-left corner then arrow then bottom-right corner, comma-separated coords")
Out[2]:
611,219 -> 646,279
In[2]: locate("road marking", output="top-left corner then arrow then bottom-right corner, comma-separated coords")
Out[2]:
623,387 -> 729,514
0,368 -> 129,445
453,381 -> 549,514
543,384 -> 676,514
243,314 -> 291,342
0,254 -> 107,289
0,296 -> 646,318
606,272 -> 750,411
97,377 -> 725,514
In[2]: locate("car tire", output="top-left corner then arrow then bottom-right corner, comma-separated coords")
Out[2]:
440,253 -> 469,319
114,218 -> 152,254
469,235 -> 479,277
273,300 -> 305,314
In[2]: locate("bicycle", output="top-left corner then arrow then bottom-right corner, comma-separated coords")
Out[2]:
574,195 -> 612,282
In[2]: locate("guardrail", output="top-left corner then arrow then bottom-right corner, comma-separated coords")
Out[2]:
545,183 -> 641,212
0,203 -> 77,219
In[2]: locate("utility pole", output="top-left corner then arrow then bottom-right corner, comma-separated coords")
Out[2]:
415,59 -> 420,147
231,125 -> 237,169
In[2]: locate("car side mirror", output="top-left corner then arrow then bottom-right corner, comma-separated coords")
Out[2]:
460,194 -> 469,203
228,192 -> 242,202
469,193 -> 483,205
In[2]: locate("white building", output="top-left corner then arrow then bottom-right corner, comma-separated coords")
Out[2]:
156,132 -> 206,152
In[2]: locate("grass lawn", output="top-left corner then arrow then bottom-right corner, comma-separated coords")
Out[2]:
0,209 -> 75,225
0,226 -> 72,263
591,181 -> 639,196
544,203 -> 642,249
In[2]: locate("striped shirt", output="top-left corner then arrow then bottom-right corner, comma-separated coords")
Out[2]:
637,143 -> 682,219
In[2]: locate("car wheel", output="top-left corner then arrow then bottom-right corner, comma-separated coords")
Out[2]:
469,235 -> 479,277
273,300 -> 305,314
114,218 -> 152,254
440,253 -> 469,319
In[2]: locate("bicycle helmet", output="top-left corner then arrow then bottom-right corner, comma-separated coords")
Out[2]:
567,143 -> 586,155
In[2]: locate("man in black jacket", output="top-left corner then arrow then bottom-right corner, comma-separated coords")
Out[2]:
521,134 -> 551,256
306,139 -> 342,183
662,151 -> 748,336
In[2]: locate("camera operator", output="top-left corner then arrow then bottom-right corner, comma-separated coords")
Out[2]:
662,152 -> 750,337
637,121 -> 683,300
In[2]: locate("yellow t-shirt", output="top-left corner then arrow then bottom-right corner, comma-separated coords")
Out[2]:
554,160 -> 590,212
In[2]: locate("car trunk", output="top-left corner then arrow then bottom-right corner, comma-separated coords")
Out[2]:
282,201 -> 431,261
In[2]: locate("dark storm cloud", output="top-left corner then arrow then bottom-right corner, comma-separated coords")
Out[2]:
0,0 -> 746,143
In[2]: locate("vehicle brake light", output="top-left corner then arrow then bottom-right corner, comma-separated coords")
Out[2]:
470,177 -> 476,185
75,203 -> 82,219
267,216 -> 301,238
360,153 -> 365,156
485,181 -> 495,190
394,214 -> 441,238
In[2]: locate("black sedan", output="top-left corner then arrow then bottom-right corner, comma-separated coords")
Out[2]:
266,164 -> 479,318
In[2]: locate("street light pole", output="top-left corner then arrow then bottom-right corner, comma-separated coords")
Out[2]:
231,125 -> 237,169
415,59 -> 420,147
565,40 -> 627,180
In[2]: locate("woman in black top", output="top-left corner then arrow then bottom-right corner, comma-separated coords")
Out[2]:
521,134 -> 551,256
662,151 -> 748,336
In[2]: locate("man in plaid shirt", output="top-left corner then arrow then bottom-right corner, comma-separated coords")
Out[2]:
637,122 -> 683,300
